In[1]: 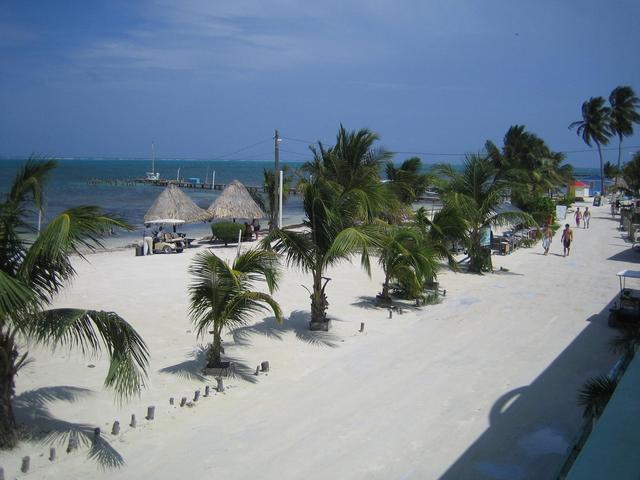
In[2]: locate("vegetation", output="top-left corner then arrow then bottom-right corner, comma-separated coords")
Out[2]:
577,375 -> 617,419
253,166 -> 294,231
603,161 -> 620,179
263,126 -> 387,328
385,157 -> 431,205
434,154 -> 534,273
0,160 -> 149,448
211,221 -> 244,246
623,151 -> 640,194
608,86 -> 640,184
569,97 -> 611,195
188,250 -> 282,367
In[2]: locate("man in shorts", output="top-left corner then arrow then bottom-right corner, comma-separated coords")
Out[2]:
542,224 -> 553,255
561,224 -> 573,257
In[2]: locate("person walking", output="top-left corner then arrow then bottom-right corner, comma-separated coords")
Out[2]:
583,206 -> 591,229
561,224 -> 573,257
252,218 -> 261,240
542,224 -> 553,255
574,207 -> 582,228
143,225 -> 154,255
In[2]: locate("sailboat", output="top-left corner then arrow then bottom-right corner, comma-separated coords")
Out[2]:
146,142 -> 160,181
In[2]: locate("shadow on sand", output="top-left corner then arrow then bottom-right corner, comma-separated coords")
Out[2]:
159,346 -> 259,384
607,247 -> 640,263
14,386 -> 125,470
231,311 -> 340,348
438,296 -> 620,480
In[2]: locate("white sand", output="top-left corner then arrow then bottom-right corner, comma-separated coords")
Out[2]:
1,202 -> 634,479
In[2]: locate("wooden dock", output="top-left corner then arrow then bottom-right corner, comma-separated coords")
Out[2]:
87,177 -> 301,194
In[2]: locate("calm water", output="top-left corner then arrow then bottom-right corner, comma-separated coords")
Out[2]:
0,158 -> 306,248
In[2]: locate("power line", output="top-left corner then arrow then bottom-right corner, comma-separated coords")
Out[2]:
211,138 -> 272,160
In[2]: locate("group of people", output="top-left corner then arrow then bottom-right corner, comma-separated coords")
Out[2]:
243,218 -> 261,241
541,206 -> 592,258
574,206 -> 591,229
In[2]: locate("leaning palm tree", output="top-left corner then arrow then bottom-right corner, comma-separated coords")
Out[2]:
609,86 -> 640,186
569,96 -> 612,194
188,249 -> 282,368
0,160 -> 149,449
434,154 -> 534,273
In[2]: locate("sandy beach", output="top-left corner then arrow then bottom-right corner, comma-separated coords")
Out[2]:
0,201 -> 634,479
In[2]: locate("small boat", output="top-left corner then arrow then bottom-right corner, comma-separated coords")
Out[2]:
146,143 -> 160,181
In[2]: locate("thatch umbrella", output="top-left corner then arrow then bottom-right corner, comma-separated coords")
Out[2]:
208,180 -> 265,220
144,184 -> 211,226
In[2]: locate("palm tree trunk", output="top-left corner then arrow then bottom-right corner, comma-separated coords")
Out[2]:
310,270 -> 328,324
0,329 -> 19,449
381,271 -> 391,299
468,228 -> 482,273
208,329 -> 223,367
615,135 -> 623,191
596,141 -> 605,195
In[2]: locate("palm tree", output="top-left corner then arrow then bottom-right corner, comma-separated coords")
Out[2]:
569,97 -> 612,194
623,151 -> 640,194
609,86 -> 640,186
385,157 -> 431,204
434,154 -> 534,273
377,225 -> 441,301
188,249 -> 282,367
0,160 -> 149,448
262,177 -> 379,330
577,375 -> 617,419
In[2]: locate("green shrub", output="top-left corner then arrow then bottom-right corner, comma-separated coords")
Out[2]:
515,194 -> 556,224
211,221 -> 243,246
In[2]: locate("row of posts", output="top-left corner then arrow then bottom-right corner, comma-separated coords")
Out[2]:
0,368 -> 256,477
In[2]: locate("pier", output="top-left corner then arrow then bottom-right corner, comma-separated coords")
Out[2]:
87,177 -> 302,195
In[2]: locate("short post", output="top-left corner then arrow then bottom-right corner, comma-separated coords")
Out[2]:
67,431 -> 79,452
49,447 -> 56,462
359,322 -> 365,332
146,406 -> 155,420
255,366 -> 260,376
261,361 -> 270,372
399,307 -> 403,315
388,308 -> 393,319
93,427 -> 101,442
130,414 -> 137,428
204,386 -> 210,397
21,456 -> 30,473
193,390 -> 200,402
169,397 -> 174,405
0,466 -> 4,480
216,377 -> 224,393
180,397 -> 187,407
111,421 -> 120,435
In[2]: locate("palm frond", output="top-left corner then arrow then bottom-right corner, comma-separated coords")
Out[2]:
28,309 -> 149,400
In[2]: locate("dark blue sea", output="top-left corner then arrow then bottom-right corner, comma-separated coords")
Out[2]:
0,158 -> 306,248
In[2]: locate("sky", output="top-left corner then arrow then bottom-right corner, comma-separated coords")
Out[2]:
1,0 -> 639,167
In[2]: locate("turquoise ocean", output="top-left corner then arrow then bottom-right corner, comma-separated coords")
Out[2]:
0,158 -> 601,249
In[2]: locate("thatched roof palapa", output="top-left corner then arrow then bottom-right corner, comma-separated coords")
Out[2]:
208,180 -> 265,220
144,184 -> 211,224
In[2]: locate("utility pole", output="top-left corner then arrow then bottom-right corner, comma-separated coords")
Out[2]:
274,129 -> 281,225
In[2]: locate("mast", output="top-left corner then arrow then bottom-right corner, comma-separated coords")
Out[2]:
151,142 -> 156,174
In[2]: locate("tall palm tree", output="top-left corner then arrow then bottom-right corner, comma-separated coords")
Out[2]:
262,177 -> 379,330
0,160 -> 149,448
569,97 -> 612,194
434,154 -> 534,273
609,86 -> 640,185
188,249 -> 282,367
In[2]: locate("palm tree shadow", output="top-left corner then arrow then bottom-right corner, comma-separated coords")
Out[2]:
159,346 -> 258,384
13,386 -> 124,470
351,296 -> 380,310
232,311 -> 339,348
159,346 -> 208,382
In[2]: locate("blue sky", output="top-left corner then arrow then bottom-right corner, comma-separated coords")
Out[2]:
1,0 -> 639,167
